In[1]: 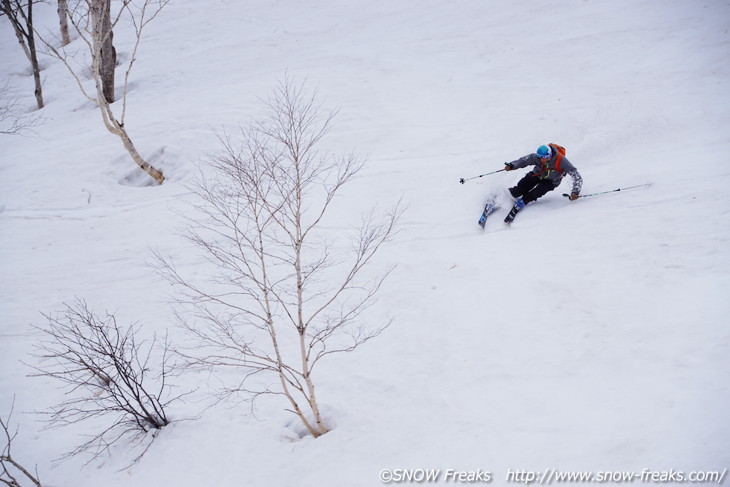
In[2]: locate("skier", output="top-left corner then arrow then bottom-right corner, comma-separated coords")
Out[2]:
503,143 -> 583,223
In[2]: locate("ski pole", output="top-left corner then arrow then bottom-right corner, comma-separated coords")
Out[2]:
459,168 -> 505,184
563,183 -> 651,199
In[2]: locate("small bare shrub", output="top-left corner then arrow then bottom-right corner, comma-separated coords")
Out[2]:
29,299 -> 184,462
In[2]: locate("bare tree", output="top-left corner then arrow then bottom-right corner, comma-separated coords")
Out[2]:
57,0 -> 71,45
0,0 -> 45,109
1,398 -> 43,487
157,79 -> 401,438
29,299 -> 185,462
36,0 -> 168,184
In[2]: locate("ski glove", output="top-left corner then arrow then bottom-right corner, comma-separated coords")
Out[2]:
568,193 -> 580,201
504,163 -> 514,171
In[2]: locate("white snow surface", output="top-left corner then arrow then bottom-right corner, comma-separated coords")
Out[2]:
1,1 -> 729,486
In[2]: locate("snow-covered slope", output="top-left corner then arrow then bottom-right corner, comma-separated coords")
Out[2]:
1,1 -> 729,485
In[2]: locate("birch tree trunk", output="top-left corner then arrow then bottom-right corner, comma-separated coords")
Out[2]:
38,0 -> 167,184
26,1 -> 44,109
2,0 -> 32,61
119,125 -> 165,184
91,0 -> 115,103
57,0 -> 71,46
91,49 -> 164,184
156,79 -> 401,437
1,0 -> 44,109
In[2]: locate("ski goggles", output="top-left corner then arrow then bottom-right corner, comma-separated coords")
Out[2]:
536,145 -> 552,159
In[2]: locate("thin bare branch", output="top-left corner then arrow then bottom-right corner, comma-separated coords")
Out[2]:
32,0 -> 166,184
0,81 -> 42,135
157,78 -> 400,438
1,397 -> 43,487
28,300 -> 188,463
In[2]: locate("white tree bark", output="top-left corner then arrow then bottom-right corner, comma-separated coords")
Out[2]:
157,79 -> 401,437
36,0 -> 168,184
3,0 -> 32,61
57,0 -> 71,46
90,0 -> 115,103
1,0 -> 44,109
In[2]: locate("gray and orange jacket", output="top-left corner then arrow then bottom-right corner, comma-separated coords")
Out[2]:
508,148 -> 583,195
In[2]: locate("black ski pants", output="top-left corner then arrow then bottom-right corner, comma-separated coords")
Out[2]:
511,173 -> 560,204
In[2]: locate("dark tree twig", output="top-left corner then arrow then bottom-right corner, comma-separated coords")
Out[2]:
1,397 -> 43,487
28,299 -> 189,463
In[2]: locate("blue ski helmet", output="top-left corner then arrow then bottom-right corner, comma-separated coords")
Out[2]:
536,145 -> 552,159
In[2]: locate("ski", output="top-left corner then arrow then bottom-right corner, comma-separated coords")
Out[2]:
503,199 -> 525,225
478,201 -> 499,228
